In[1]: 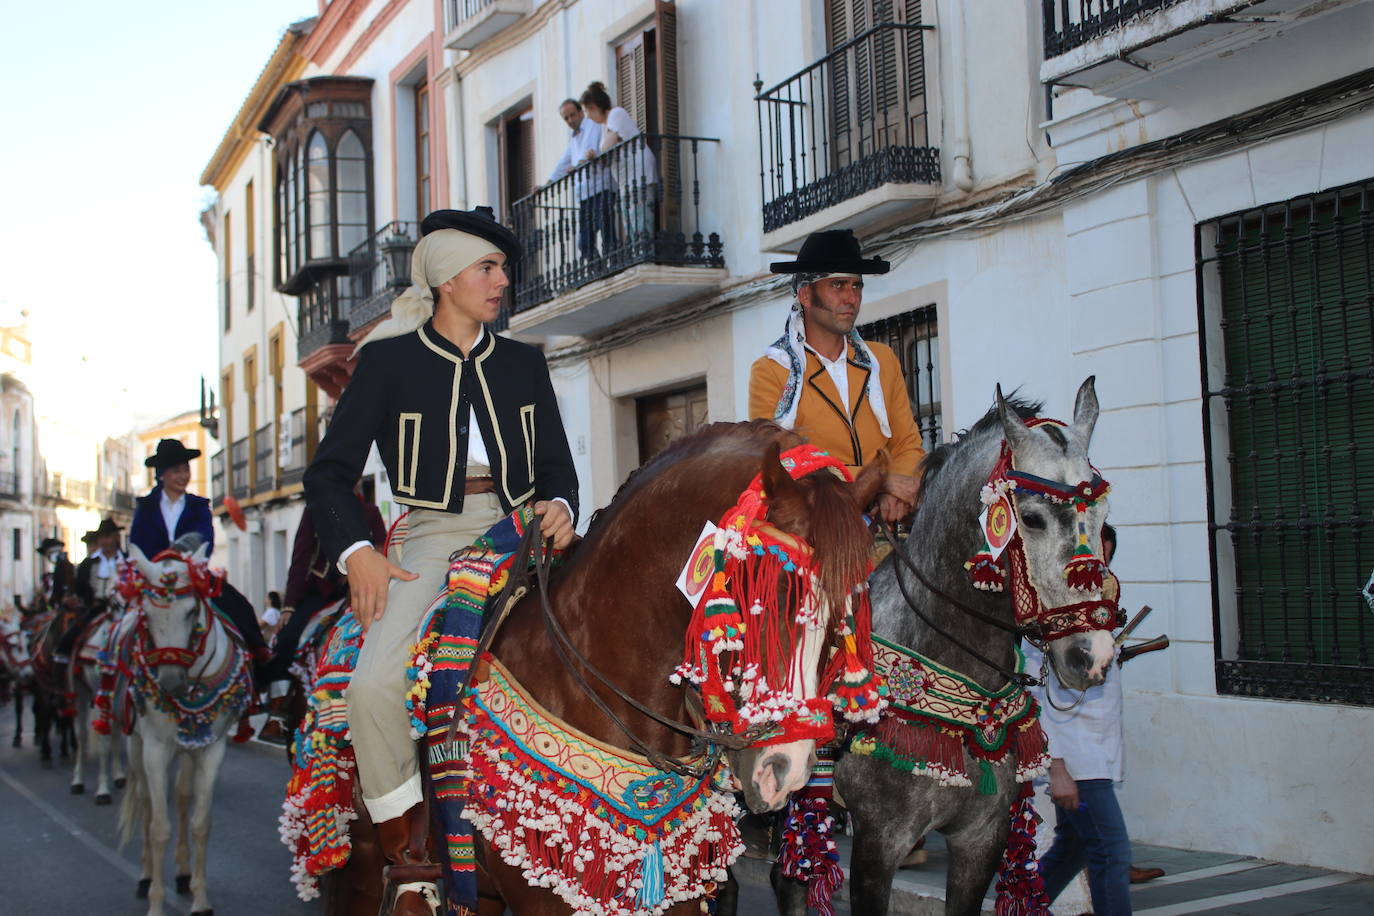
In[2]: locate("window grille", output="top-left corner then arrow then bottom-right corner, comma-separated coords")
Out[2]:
1198,178 -> 1374,706
857,304 -> 941,453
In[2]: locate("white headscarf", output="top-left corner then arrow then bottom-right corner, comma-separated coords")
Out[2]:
353,228 -> 501,354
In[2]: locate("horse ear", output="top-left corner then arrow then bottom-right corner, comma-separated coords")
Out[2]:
995,384 -> 1032,453
128,543 -> 158,583
1072,375 -> 1100,447
760,440 -> 802,506
852,453 -> 888,512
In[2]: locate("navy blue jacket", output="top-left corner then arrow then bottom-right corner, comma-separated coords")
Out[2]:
130,486 -> 215,558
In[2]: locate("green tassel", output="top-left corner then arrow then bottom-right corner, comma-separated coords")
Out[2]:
977,758 -> 997,795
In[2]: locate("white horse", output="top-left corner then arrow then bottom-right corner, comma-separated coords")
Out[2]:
1,609 -> 33,747
117,539 -> 253,916
69,577 -> 129,803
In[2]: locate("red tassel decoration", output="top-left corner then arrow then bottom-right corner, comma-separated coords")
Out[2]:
966,552 -> 1006,591
1063,552 -> 1106,592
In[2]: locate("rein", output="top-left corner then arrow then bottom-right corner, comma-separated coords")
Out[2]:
876,516 -> 1040,688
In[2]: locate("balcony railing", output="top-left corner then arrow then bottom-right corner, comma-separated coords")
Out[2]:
1042,0 -> 1189,58
755,21 -> 939,234
211,450 -> 225,508
230,437 -> 249,499
348,221 -> 419,333
297,277 -> 352,361
279,408 -> 308,487
444,0 -> 529,50
254,424 -> 275,494
510,133 -> 725,314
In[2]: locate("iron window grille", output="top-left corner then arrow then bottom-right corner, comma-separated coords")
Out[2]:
856,304 -> 942,453
1198,178 -> 1374,706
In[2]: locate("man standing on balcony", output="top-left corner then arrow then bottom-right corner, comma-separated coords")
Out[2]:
748,229 -> 924,521
545,98 -> 612,262
304,206 -> 578,916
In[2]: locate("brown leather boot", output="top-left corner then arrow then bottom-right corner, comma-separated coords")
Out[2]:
1130,865 -> 1165,883
376,804 -> 440,916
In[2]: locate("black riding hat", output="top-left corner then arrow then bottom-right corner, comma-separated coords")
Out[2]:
37,537 -> 64,553
94,518 -> 122,537
145,438 -> 201,470
420,206 -> 522,264
769,228 -> 890,275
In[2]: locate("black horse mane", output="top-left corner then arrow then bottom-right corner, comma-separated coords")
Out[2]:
917,395 -> 1042,506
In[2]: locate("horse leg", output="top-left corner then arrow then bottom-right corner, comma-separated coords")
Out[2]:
35,692 -> 53,764
140,736 -> 175,916
70,687 -> 88,795
837,756 -> 931,916
11,686 -> 21,746
942,800 -> 1014,916
114,729 -> 127,789
186,740 -> 226,915
174,756 -> 194,896
768,859 -> 810,916
92,708 -> 115,804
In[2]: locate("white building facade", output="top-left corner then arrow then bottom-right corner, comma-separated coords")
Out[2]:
220,0 -> 1374,875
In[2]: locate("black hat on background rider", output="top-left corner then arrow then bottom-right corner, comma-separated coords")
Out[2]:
144,438 -> 202,472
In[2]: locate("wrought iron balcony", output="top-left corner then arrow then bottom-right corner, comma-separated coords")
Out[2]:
253,423 -> 275,494
1042,0 -> 1189,58
296,277 -> 352,362
348,221 -> 419,334
230,438 -> 249,500
211,450 -> 225,509
279,408 -> 308,488
507,133 -> 725,335
444,0 -> 530,50
755,21 -> 939,241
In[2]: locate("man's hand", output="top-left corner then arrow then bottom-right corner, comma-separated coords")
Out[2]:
1048,758 -> 1080,811
878,493 -> 914,523
344,546 -> 418,633
883,472 -> 920,505
534,500 -> 575,550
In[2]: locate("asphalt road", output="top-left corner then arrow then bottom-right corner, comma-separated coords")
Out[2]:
0,703 -> 836,915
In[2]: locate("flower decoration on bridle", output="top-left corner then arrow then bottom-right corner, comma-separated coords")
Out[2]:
673,445 -> 887,747
964,418 -> 1122,639
118,549 -> 225,669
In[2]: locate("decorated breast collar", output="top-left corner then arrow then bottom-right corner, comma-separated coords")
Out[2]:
964,418 -> 1122,640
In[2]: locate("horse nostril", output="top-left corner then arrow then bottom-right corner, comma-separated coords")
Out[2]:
1070,646 -> 1092,672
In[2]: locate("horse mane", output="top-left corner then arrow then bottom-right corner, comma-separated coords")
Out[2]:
916,395 -> 1042,508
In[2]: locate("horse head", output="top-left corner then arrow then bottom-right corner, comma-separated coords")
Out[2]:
994,377 -> 1116,690
724,441 -> 886,813
127,539 -> 215,698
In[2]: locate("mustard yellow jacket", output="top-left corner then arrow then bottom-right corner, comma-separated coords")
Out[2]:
747,341 -> 925,478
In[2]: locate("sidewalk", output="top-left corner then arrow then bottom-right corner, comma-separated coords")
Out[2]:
732,830 -> 1374,914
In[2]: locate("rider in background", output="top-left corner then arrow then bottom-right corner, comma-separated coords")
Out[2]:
130,437 -> 270,678
303,206 -> 578,915
748,229 -> 924,522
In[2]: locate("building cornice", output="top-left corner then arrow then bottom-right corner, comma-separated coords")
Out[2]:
199,20 -> 315,190
299,0 -> 369,66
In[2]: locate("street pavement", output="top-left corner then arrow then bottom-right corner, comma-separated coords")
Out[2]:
0,704 -> 827,915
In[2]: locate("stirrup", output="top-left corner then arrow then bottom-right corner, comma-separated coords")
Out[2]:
379,877 -> 440,915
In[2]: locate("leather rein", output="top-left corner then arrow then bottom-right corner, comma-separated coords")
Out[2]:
452,522 -> 766,781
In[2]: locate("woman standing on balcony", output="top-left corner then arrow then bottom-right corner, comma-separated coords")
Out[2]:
580,81 -> 659,247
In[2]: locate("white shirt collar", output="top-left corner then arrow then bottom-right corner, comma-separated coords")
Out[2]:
161,489 -> 185,507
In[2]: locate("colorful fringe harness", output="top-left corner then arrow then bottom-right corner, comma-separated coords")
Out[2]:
280,610 -> 365,900
671,444 -> 887,744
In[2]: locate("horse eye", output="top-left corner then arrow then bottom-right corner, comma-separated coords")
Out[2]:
1021,510 -> 1048,531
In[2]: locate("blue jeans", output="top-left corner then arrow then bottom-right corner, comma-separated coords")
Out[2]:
1038,779 -> 1133,914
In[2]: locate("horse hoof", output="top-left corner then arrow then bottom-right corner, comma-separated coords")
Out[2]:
114,776 -> 126,789
176,874 -> 192,895
136,878 -> 151,899
70,783 -> 84,795
95,793 -> 112,806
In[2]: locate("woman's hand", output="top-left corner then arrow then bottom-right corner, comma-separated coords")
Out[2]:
344,545 -> 419,633
1049,758 -> 1080,810
534,500 -> 575,550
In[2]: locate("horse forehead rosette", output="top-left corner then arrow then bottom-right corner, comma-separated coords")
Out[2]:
117,550 -> 224,607
964,417 -> 1122,640
673,444 -> 887,745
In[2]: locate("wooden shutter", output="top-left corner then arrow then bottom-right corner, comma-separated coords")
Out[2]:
497,105 -> 535,220
616,34 -> 648,131
653,0 -> 680,231
827,0 -> 923,162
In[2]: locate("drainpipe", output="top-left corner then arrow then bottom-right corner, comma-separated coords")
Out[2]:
946,0 -> 974,193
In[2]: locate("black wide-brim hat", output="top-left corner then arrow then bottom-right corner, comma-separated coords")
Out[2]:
769,228 -> 890,275
420,206 -> 522,264
94,518 -> 123,537
37,537 -> 64,553
145,437 -> 202,470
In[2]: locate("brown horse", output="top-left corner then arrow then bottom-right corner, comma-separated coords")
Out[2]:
305,420 -> 883,916
25,606 -> 81,764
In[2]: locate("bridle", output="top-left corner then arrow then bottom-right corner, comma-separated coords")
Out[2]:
122,551 -> 224,682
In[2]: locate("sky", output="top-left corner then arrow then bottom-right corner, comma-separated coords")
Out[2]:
0,0 -> 317,475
